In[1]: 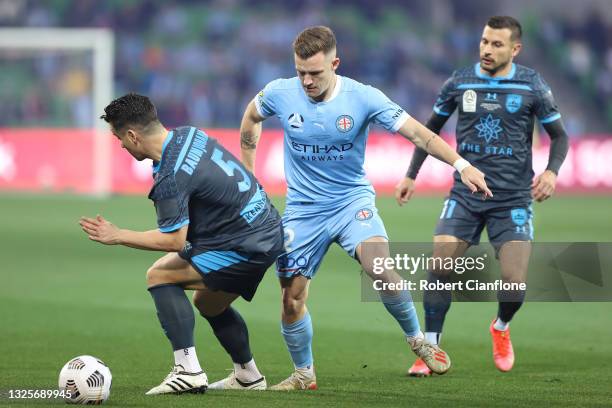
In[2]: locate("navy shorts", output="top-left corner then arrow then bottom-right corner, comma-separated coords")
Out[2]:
434,188 -> 533,248
179,225 -> 284,301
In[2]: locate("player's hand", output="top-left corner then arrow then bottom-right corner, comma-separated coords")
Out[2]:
460,166 -> 493,199
79,215 -> 121,245
395,177 -> 416,206
531,170 -> 557,202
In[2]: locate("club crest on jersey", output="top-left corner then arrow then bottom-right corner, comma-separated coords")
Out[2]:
336,115 -> 354,132
288,113 -> 304,129
511,208 -> 527,226
462,90 -> 477,112
355,208 -> 373,221
505,94 -> 522,113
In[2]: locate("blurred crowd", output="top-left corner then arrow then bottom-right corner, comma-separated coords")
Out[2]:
0,0 -> 611,133
535,12 -> 612,131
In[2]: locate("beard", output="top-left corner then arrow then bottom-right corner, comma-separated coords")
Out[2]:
481,58 -> 510,76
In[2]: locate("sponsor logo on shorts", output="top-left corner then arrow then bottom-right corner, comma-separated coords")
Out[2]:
511,208 -> 527,226
355,208 -> 373,221
277,255 -> 308,273
183,241 -> 192,252
511,208 -> 529,235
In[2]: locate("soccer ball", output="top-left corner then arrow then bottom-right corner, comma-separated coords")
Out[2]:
58,355 -> 112,405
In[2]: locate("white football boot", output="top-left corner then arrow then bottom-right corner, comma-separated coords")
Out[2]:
145,365 -> 208,395
208,371 -> 266,390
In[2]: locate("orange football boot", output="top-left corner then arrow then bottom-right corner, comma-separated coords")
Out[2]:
407,358 -> 432,377
490,320 -> 515,372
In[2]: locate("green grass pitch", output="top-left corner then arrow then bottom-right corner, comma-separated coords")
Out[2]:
1,194 -> 611,407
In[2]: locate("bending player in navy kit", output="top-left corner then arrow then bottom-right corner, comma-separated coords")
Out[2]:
79,94 -> 284,394
239,26 -> 493,390
395,16 -> 569,375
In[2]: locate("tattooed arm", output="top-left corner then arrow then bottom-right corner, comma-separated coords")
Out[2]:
397,115 -> 492,199
240,100 -> 265,173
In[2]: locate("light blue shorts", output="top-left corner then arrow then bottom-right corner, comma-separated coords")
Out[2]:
276,195 -> 388,279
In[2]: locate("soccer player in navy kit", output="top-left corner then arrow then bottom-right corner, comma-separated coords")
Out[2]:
395,16 -> 569,375
79,94 -> 284,393
240,26 -> 492,390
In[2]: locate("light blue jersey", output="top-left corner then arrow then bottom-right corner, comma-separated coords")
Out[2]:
255,76 -> 409,206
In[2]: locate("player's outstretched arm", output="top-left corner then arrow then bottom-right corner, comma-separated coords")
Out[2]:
397,116 -> 493,198
79,215 -> 187,252
395,112 -> 449,206
240,101 -> 265,173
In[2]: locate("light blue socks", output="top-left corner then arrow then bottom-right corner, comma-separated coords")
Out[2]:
380,291 -> 421,337
281,311 -> 314,368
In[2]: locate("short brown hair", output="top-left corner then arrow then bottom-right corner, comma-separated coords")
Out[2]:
487,16 -> 522,42
293,26 -> 336,59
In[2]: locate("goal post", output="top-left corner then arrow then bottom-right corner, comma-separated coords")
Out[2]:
0,28 -> 114,196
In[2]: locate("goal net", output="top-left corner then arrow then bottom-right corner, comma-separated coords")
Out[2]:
0,28 -> 114,196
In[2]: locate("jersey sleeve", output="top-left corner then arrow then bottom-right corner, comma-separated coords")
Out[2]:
533,74 -> 561,124
150,174 -> 190,233
366,86 -> 410,132
253,79 -> 282,119
432,74 -> 457,116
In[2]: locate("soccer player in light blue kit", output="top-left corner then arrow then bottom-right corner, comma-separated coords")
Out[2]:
240,26 -> 492,390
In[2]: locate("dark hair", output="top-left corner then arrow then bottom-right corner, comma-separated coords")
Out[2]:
293,26 -> 337,59
487,16 -> 522,42
100,93 -> 160,132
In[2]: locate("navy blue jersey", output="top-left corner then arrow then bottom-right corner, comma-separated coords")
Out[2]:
434,63 -> 561,194
148,126 -> 281,254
